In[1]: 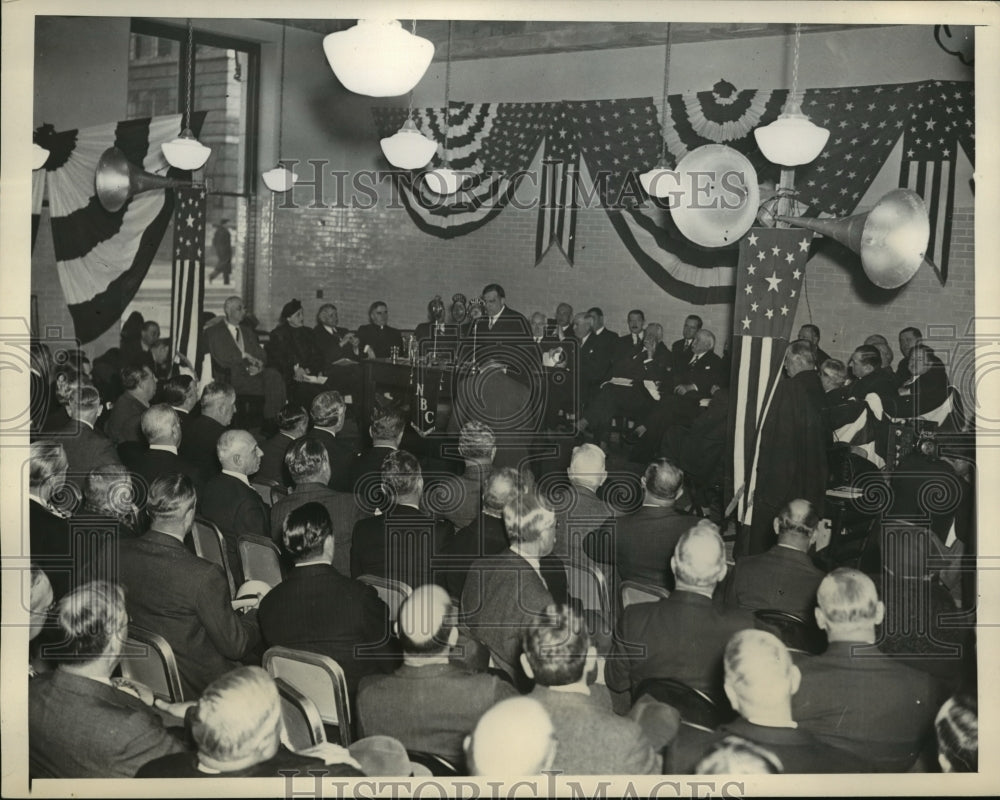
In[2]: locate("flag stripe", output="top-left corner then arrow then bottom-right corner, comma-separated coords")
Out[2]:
940,159 -> 955,282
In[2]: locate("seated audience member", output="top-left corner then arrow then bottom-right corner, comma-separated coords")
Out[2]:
158,374 -> 199,431
28,566 -> 55,676
576,321 -> 672,448
585,458 -> 690,591
179,380 -> 236,477
29,581 -> 188,778
56,383 -> 121,494
351,451 -> 454,588
270,436 -> 359,577
819,358 -> 861,432
606,521 -> 753,704
259,503 -> 398,696
792,568 -> 940,771
30,440 -> 76,600
30,340 -> 54,434
437,467 -> 519,599
74,463 -> 142,543
357,584 -> 514,763
896,343 -> 949,418
198,430 -> 269,584
549,301 -> 574,341
464,697 -> 558,777
414,294 -> 459,351
312,303 -> 361,402
105,364 -> 157,447
694,736 -> 783,775
461,491 -> 568,685
529,311 -> 556,346
41,362 -> 80,433
935,694 -> 977,773
573,311 -> 614,409
121,320 -> 160,370
895,326 -> 922,386
350,406 -> 405,496
671,314 -> 702,359
629,329 -> 723,463
254,403 -> 308,487
118,474 -> 261,698
203,296 -> 287,420
450,293 -> 468,327
444,421 -> 496,530
136,666 -> 364,778
847,344 -> 898,418
798,324 -> 831,367
127,404 -> 202,490
671,630 -> 867,774
522,604 -> 667,775
267,299 -> 323,394
864,333 -> 895,374
309,390 -> 354,491
560,443 -> 613,556
723,499 -> 826,619
357,300 -> 405,359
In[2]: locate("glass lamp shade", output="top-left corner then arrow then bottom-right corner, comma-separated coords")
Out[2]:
639,158 -> 678,198
161,129 -> 212,170
32,143 -> 50,170
754,100 -> 830,167
380,119 -> 438,169
262,166 -> 298,192
424,166 -> 465,196
324,19 -> 435,97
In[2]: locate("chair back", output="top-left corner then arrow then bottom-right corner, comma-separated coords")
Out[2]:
357,574 -> 412,622
632,677 -> 729,732
565,559 -> 613,634
620,579 -> 670,610
251,481 -> 275,507
753,609 -> 826,655
191,517 -> 237,598
263,646 -> 353,747
237,533 -> 284,587
119,625 -> 184,702
406,750 -> 462,776
270,484 -> 289,505
275,676 -> 326,750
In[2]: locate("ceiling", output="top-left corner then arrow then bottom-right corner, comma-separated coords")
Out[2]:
264,20 -> 894,60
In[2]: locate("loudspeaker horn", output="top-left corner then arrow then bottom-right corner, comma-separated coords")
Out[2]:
776,188 -> 930,289
95,147 -> 190,213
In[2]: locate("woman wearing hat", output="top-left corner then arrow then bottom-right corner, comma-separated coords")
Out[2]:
267,299 -> 325,405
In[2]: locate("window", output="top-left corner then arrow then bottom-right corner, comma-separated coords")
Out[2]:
124,20 -> 259,337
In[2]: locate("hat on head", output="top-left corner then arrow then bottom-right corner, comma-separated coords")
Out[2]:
281,299 -> 303,321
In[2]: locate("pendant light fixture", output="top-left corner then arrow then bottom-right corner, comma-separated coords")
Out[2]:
754,23 -> 830,167
262,21 -> 298,192
162,18 -> 212,171
32,143 -> 49,170
640,24 -> 676,198
425,21 -> 463,196
324,18 -> 434,97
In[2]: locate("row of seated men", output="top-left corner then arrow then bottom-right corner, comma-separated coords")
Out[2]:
28,409 -> 974,777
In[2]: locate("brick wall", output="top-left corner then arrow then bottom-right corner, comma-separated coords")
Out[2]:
265,193 -> 974,365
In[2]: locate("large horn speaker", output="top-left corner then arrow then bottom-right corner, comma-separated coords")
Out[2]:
776,188 -> 930,289
95,147 -> 190,213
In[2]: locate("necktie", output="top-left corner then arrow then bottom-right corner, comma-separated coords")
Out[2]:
488,318 -> 495,331
690,354 -> 699,366
633,334 -> 639,346
234,326 -> 243,351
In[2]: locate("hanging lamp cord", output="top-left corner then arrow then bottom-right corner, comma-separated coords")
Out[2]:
790,23 -> 802,100
658,24 -> 672,164
442,21 -> 452,165
277,21 -> 286,161
184,18 -> 195,131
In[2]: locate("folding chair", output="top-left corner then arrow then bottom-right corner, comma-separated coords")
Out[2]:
406,750 -> 463,776
263,646 -> 353,747
753,609 -> 826,655
619,579 -> 670,610
275,676 -> 326,751
191,517 -> 237,598
119,625 -> 184,702
632,677 -> 731,732
565,559 -> 613,635
251,481 -> 276,507
357,574 -> 412,622
237,533 -> 284,587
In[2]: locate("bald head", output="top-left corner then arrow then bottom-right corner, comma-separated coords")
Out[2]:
465,697 -> 557,776
671,521 -> 727,591
398,585 -> 456,656
723,630 -> 800,721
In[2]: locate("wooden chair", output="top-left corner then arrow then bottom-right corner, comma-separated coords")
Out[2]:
619,579 -> 670,610
263,646 -> 353,747
632,677 -> 731,732
275,676 -> 326,751
357,574 -> 412,622
237,533 -> 284,587
191,517 -> 237,598
119,625 -> 184,702
753,609 -> 826,655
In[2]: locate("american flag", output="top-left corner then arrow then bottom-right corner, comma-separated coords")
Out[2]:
536,105 -> 581,264
897,80 -> 974,283
171,185 -> 207,370
727,227 -> 812,524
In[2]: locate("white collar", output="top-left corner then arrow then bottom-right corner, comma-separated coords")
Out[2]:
322,324 -> 335,334
594,326 -> 605,335
744,716 -> 797,729
71,417 -> 95,430
314,426 -> 338,436
548,683 -> 591,696
221,469 -> 251,487
295,558 -> 329,569
489,307 -> 505,324
149,444 -> 178,454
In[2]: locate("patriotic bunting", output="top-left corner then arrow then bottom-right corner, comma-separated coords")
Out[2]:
33,112 -> 206,343
172,186 -> 207,372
